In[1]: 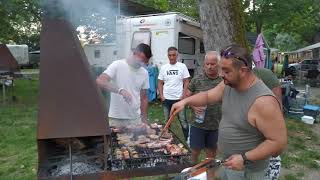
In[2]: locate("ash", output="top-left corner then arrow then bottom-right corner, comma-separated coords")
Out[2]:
51,162 -> 100,176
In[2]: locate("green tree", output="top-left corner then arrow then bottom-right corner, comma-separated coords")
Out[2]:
134,0 -> 199,19
243,0 -> 320,50
0,0 -> 41,50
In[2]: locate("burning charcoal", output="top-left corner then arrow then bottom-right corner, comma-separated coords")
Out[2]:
51,162 -> 100,176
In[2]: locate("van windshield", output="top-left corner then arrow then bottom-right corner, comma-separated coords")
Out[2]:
131,31 -> 151,50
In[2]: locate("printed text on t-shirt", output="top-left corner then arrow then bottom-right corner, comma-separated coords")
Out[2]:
167,70 -> 179,75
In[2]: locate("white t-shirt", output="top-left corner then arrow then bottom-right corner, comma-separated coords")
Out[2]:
103,60 -> 149,119
158,62 -> 190,100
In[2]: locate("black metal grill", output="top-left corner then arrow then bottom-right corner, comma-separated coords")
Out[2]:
38,137 -> 107,177
109,130 -> 191,171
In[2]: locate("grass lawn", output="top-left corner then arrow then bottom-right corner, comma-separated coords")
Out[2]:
0,71 -> 319,180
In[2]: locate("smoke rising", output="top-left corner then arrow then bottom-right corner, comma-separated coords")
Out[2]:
41,0 -> 119,43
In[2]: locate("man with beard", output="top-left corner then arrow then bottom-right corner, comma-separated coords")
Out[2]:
170,44 -> 287,180
96,43 -> 152,127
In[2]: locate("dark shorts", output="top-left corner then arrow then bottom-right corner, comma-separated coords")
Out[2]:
189,126 -> 218,149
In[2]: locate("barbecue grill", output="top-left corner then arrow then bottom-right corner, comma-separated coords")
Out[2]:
37,6 -> 191,179
0,44 -> 22,103
108,127 -> 191,172
0,44 -> 20,76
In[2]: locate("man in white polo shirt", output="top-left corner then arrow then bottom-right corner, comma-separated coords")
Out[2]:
158,46 -> 190,140
96,43 -> 152,127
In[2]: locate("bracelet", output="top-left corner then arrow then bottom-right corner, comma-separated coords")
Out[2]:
118,88 -> 124,94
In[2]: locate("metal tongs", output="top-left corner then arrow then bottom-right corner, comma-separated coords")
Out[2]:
179,158 -> 224,180
158,113 -> 176,140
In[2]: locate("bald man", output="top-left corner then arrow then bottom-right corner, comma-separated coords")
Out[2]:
186,51 -> 222,163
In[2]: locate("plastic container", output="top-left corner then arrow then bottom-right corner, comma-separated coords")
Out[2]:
195,106 -> 207,123
301,115 -> 315,125
303,105 -> 319,119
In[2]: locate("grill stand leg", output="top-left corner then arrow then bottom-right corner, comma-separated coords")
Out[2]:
2,79 -> 5,105
69,140 -> 73,180
103,135 -> 108,170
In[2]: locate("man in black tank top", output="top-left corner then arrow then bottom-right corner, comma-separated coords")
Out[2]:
170,45 -> 287,180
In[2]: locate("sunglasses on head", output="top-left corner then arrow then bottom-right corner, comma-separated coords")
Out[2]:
220,48 -> 248,67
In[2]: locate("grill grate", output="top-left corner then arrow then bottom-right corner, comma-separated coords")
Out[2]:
109,129 -> 191,171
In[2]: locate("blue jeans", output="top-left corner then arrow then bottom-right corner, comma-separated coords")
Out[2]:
163,99 -> 189,140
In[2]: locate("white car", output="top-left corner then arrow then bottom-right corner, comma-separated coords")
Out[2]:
289,59 -> 320,72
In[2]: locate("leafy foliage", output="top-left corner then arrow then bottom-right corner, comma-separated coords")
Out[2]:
1,0 -> 320,51
243,0 -> 320,51
134,0 -> 199,19
0,0 -> 41,50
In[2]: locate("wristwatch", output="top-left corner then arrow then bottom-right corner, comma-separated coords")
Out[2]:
241,153 -> 253,166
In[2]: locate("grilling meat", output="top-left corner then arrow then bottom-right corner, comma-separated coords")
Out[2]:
148,134 -> 159,140
113,123 -> 188,159
150,123 -> 163,129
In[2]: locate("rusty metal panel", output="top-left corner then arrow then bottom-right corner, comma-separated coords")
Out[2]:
37,18 -> 110,139
0,44 -> 20,74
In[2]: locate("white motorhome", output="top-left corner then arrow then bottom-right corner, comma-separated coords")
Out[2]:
116,12 -> 205,75
6,44 -> 29,67
83,43 -> 117,67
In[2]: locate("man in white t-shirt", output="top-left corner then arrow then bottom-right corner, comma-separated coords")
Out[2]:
158,46 -> 190,140
96,43 -> 152,127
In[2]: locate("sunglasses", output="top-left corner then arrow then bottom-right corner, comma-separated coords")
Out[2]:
220,49 -> 248,67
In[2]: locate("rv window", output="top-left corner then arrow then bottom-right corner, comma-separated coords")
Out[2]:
200,41 -> 205,53
131,31 -> 151,49
94,50 -> 101,58
178,33 -> 195,55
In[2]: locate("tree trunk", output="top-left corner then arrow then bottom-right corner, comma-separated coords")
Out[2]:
255,17 -> 262,34
197,0 -> 246,52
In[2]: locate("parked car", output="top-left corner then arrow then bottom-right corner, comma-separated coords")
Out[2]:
289,59 -> 320,72
29,50 -> 40,67
289,59 -> 320,82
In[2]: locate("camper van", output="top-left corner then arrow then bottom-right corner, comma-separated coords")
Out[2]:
6,44 -> 29,67
83,43 -> 117,67
116,12 -> 205,75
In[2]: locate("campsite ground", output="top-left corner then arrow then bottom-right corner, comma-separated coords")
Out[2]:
0,70 -> 319,180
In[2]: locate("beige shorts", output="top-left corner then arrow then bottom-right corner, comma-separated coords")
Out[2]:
108,117 -> 141,127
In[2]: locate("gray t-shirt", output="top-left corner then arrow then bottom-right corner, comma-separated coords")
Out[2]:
218,80 -> 275,171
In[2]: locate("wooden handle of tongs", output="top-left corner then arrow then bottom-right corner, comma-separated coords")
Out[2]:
158,113 -> 176,139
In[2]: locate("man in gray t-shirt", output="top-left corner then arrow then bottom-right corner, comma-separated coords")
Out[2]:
170,45 -> 287,180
